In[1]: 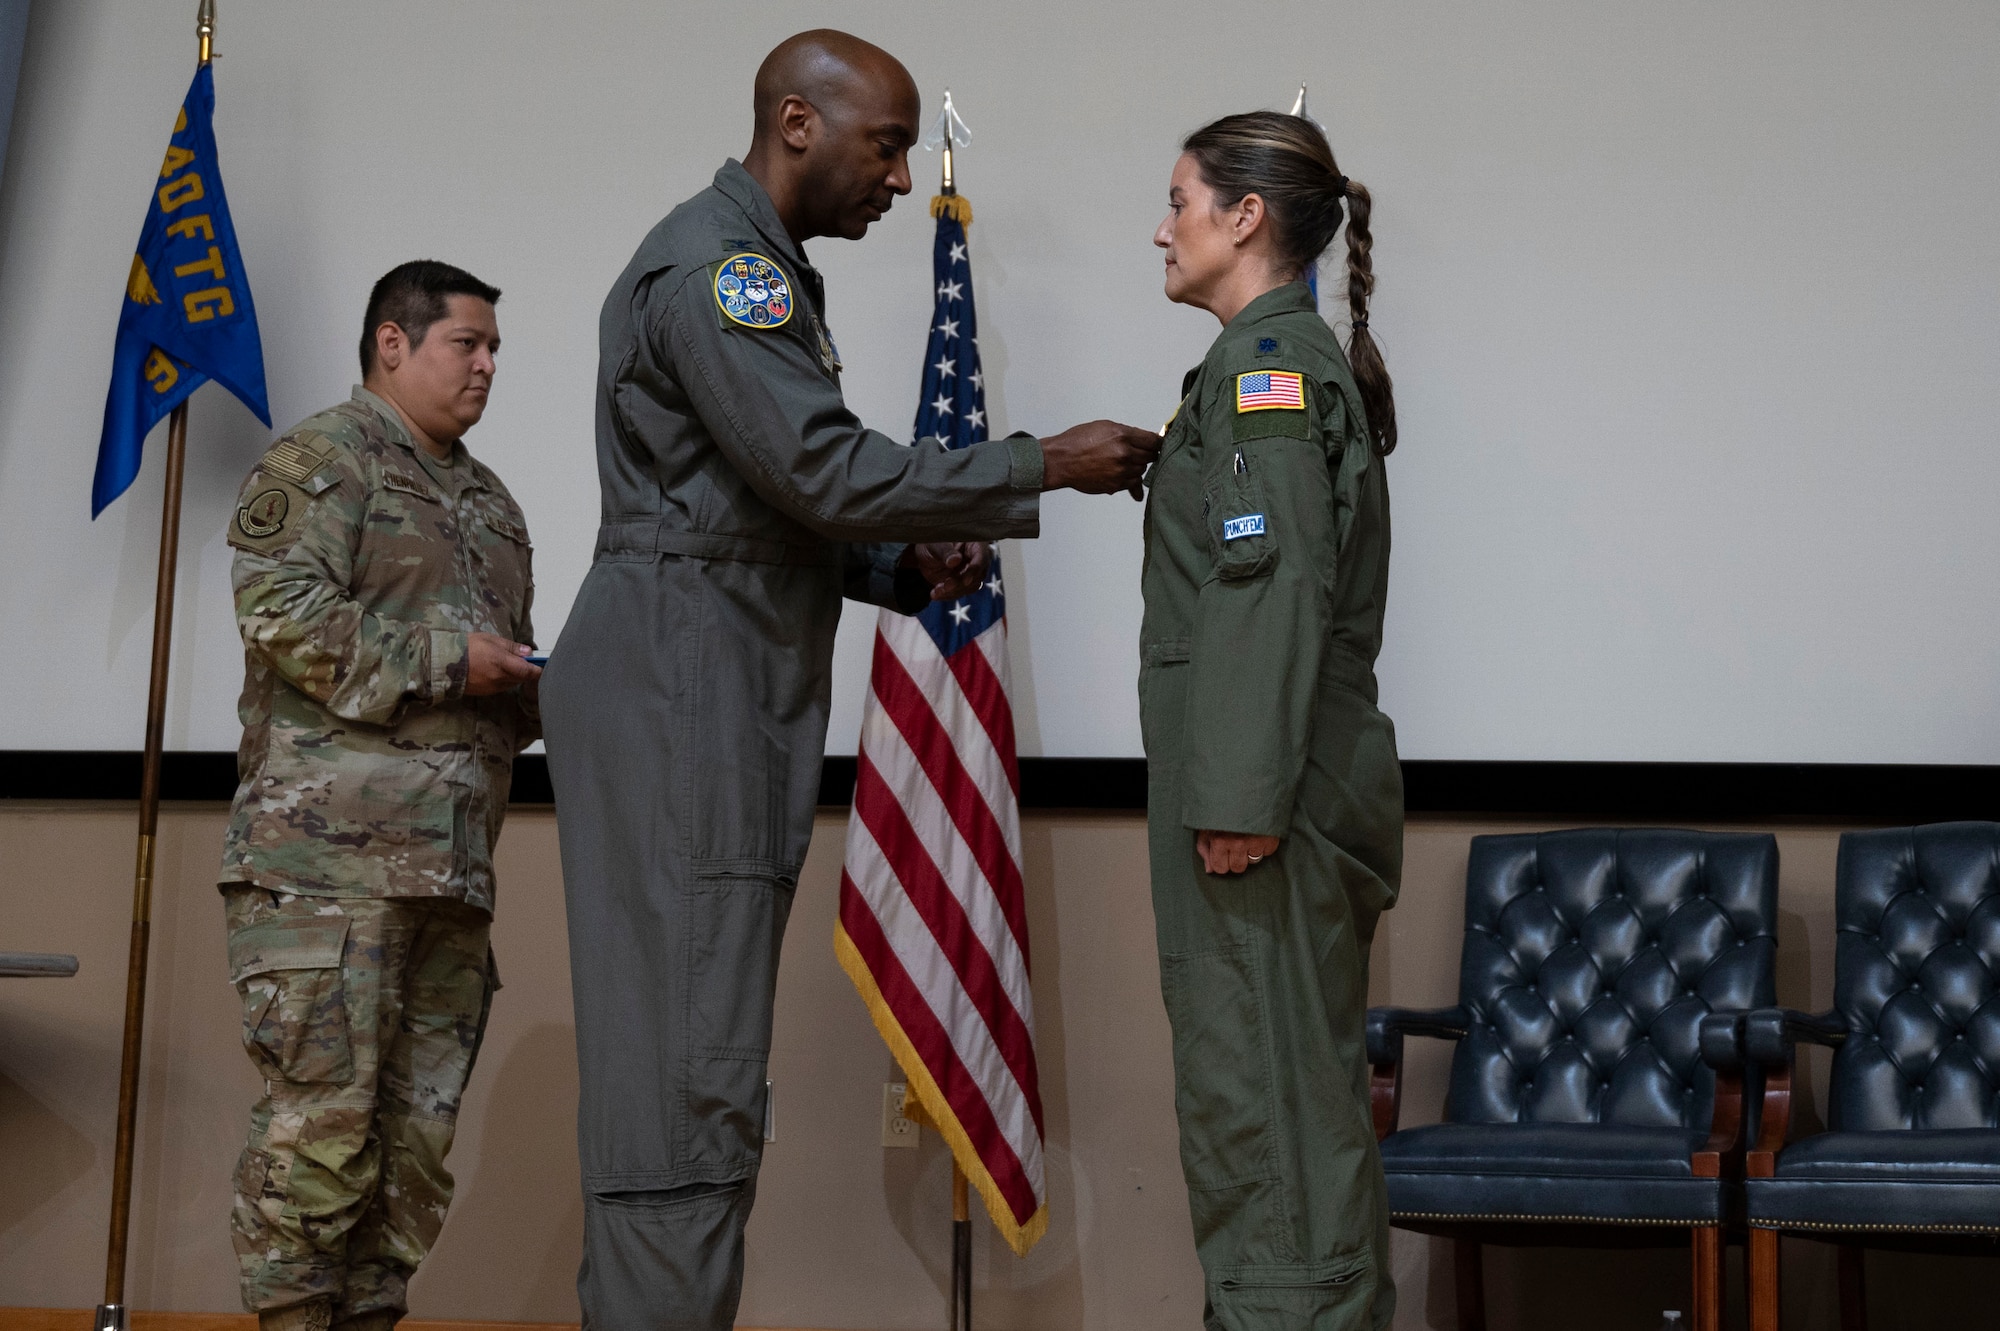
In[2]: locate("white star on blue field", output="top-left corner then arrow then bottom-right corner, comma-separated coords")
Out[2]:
912,208 -> 1004,657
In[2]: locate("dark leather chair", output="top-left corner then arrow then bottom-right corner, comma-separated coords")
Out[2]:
1743,822 -> 2000,1331
1369,829 -> 1777,1331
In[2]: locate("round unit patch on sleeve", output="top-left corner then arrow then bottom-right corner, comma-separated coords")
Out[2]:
238,488 -> 290,538
714,253 -> 794,329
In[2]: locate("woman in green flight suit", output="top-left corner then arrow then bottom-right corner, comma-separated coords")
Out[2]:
1140,111 -> 1403,1331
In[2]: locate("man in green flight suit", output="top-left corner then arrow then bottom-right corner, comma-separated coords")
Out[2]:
219,260 -> 541,1331
539,28 -> 1160,1331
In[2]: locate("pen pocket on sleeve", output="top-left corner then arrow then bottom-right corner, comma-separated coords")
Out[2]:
1205,453 -> 1277,581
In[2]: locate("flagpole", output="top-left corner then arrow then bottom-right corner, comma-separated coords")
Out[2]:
932,99 -> 974,1331
951,1161 -> 971,1331
96,8 -> 211,1329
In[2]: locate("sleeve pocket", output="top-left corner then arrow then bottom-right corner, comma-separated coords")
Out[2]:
1205,461 -> 1278,582
229,917 -> 353,1086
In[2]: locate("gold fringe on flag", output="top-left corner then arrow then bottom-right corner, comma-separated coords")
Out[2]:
835,920 -> 1049,1256
930,193 -> 973,226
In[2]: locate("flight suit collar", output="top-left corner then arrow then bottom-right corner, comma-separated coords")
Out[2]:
350,385 -> 474,490
713,159 -> 811,273
1223,280 -> 1318,334
712,159 -> 827,313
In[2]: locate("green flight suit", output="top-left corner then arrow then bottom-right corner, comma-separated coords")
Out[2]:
1139,282 -> 1402,1331
540,160 -> 1042,1331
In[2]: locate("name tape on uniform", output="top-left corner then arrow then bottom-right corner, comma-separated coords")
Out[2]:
1236,370 -> 1304,413
1223,513 -> 1266,542
714,253 -> 793,329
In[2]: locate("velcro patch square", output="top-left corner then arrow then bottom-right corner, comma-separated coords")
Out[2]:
1236,370 -> 1305,412
258,439 -> 321,484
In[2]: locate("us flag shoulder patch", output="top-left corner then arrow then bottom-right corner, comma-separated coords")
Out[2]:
257,438 -> 324,485
1236,370 -> 1305,413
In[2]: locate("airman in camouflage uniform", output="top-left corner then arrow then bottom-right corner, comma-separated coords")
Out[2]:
219,261 -> 538,1331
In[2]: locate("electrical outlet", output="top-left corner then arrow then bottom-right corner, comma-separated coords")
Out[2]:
882,1081 -> 919,1149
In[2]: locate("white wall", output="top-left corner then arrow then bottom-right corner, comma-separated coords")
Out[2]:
1,0 -> 1996,762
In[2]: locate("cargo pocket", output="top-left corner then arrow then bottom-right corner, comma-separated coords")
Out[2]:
1138,639 -> 1191,767
229,916 -> 353,1085
1160,941 -> 1280,1189
682,865 -> 795,1168
1211,1255 -> 1371,1328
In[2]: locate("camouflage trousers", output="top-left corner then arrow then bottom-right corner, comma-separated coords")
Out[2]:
223,886 -> 498,1317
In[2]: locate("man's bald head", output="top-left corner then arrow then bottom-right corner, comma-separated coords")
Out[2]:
741,30 -> 922,243
752,30 -> 918,142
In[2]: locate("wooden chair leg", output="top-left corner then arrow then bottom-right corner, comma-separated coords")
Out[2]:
1690,1225 -> 1722,1331
1748,1227 -> 1781,1331
1837,1244 -> 1867,1331
1453,1237 -> 1487,1331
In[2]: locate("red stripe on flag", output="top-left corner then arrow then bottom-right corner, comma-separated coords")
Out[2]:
852,751 -> 1046,1138
946,633 -> 1021,796
870,633 -> 1032,963
837,872 -> 1040,1223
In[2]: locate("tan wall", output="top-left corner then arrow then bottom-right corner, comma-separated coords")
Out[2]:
2,804 -> 1994,1331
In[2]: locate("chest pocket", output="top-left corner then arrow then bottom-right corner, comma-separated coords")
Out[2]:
379,469 -> 441,502
473,505 -> 534,635
480,510 -> 529,547
1204,448 -> 1278,581
374,469 -> 448,538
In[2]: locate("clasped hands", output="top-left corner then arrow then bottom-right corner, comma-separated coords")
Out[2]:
908,419 -> 1164,602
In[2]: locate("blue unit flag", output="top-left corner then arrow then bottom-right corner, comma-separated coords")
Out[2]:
93,62 -> 268,516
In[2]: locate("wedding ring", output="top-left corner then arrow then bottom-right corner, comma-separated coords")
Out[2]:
1247,854 -> 1263,863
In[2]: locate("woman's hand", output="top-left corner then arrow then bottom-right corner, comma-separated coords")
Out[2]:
1196,830 -> 1281,875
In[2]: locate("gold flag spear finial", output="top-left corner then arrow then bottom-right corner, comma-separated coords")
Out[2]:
924,90 -> 974,224
197,0 -> 215,65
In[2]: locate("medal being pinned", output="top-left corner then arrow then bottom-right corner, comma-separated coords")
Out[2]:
810,314 -> 842,375
715,253 -> 793,329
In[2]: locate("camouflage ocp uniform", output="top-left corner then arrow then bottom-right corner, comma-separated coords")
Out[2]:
219,385 -> 536,1325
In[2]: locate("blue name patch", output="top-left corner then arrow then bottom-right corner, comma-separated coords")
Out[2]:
1222,513 -> 1266,541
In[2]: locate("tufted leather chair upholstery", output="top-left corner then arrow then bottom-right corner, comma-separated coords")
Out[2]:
1449,829 -> 1776,1130
1828,824 -> 2000,1132
1746,823 -> 2000,1238
1376,828 -> 1777,1225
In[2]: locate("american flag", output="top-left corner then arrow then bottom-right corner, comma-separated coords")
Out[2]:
1237,369 -> 1306,411
834,192 -> 1048,1255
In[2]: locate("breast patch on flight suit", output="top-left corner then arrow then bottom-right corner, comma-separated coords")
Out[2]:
713,253 -> 793,329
